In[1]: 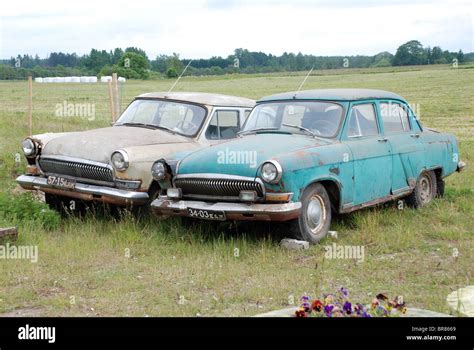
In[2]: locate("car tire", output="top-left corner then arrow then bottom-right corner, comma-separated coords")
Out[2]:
290,183 -> 331,244
406,170 -> 437,208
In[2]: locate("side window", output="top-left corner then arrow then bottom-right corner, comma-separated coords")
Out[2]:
206,110 -> 240,140
347,104 -> 378,138
380,102 -> 411,133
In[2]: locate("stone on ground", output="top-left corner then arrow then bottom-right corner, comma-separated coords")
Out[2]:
447,286 -> 474,317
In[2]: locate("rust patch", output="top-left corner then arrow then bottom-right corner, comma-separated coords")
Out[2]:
329,167 -> 340,175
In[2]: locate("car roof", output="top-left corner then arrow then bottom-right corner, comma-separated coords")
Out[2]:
136,92 -> 255,107
258,88 -> 406,103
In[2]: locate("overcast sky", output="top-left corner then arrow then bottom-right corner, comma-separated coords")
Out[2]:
1,0 -> 472,59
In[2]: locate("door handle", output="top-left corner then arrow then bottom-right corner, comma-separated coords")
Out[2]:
377,138 -> 388,142
410,133 -> 420,138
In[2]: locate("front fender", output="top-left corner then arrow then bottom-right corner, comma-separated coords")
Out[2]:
264,142 -> 353,205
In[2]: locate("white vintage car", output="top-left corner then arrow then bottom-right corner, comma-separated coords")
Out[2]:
17,92 -> 254,211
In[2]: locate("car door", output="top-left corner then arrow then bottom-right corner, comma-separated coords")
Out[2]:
377,100 -> 421,194
342,101 -> 393,206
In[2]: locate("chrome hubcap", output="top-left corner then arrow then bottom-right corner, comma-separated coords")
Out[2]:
306,194 -> 326,233
419,175 -> 432,204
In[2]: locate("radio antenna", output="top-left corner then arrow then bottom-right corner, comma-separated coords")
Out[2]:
296,66 -> 314,92
168,59 -> 193,93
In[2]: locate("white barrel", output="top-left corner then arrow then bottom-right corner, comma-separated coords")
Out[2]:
88,76 -> 98,83
80,76 -> 89,83
64,77 -> 73,83
71,76 -> 80,83
43,77 -> 53,83
101,76 -> 112,82
34,77 -> 43,83
118,77 -> 126,83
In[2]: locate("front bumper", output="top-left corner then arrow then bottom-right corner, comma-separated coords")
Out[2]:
16,175 -> 149,206
457,161 -> 466,172
151,196 -> 302,221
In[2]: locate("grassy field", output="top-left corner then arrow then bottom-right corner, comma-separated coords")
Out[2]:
0,64 -> 473,316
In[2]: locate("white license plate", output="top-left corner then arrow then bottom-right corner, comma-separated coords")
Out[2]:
47,175 -> 76,190
187,208 -> 226,221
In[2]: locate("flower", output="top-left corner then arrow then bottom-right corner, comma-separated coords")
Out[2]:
339,287 -> 349,298
343,301 -> 352,314
311,299 -> 323,312
295,307 -> 307,318
293,289 -> 406,318
324,304 -> 334,316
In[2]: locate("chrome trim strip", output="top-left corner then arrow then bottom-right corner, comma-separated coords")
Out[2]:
151,197 -> 301,215
39,155 -> 112,170
16,175 -> 148,203
175,173 -> 257,181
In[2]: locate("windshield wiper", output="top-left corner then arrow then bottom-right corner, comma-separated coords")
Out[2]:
281,123 -> 318,137
238,127 -> 280,136
119,122 -> 176,134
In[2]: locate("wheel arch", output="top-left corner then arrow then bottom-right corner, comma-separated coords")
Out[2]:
303,177 -> 342,214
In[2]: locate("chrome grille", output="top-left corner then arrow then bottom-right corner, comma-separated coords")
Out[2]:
39,157 -> 114,183
175,176 -> 264,198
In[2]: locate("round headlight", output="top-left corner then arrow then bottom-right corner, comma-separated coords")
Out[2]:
21,138 -> 36,157
151,160 -> 167,181
111,150 -> 129,171
261,161 -> 282,184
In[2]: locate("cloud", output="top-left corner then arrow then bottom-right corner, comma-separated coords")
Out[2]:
0,0 -> 472,59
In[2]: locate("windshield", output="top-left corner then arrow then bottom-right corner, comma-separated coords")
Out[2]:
116,99 -> 207,137
242,101 -> 344,138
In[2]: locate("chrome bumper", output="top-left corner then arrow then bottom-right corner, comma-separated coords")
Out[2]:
16,175 -> 149,205
151,196 -> 302,221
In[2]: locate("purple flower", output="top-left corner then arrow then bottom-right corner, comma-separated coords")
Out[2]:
339,287 -> 349,298
343,301 -> 352,314
324,304 -> 334,316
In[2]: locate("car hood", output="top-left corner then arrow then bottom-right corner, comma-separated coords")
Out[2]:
42,126 -> 192,163
178,133 -> 332,178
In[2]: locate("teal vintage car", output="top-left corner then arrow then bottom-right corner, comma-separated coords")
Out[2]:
150,89 -> 465,243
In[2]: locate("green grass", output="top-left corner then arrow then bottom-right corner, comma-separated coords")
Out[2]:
0,64 -> 473,316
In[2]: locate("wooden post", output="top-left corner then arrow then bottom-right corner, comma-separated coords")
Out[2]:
112,73 -> 119,120
108,80 -> 116,122
28,76 -> 33,135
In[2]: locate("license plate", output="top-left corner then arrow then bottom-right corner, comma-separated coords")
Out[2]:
187,208 -> 226,221
47,175 -> 76,190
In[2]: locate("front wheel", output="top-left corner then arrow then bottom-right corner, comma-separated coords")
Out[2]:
290,183 -> 332,244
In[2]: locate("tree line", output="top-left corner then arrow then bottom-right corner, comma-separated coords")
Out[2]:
0,40 -> 471,80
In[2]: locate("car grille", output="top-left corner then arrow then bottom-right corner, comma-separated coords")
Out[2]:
175,176 -> 264,199
39,157 -> 114,184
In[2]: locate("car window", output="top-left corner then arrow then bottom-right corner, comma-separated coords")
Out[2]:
380,102 -> 411,133
243,109 -> 252,123
206,110 -> 240,140
347,104 -> 378,138
116,99 -> 206,137
243,101 -> 344,138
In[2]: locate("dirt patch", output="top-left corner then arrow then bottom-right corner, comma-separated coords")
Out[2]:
0,307 -> 44,317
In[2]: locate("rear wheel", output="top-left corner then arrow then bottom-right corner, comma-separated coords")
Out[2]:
290,183 -> 332,244
407,170 -> 437,208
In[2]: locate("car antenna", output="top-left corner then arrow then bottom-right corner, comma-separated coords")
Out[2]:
295,66 -> 314,96
167,60 -> 193,94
